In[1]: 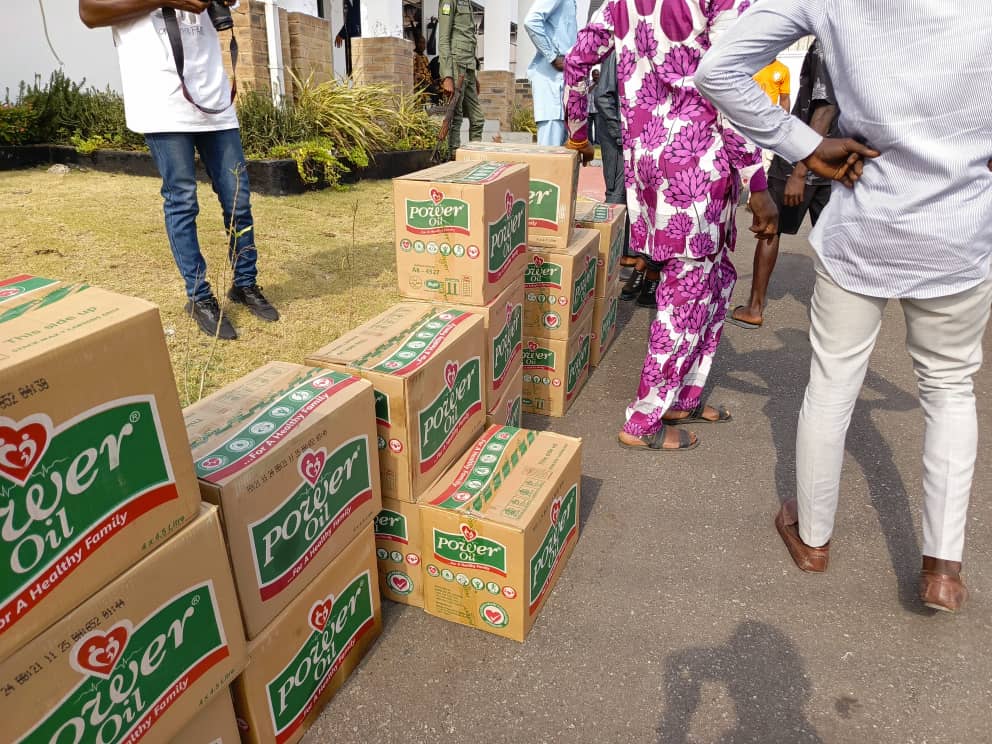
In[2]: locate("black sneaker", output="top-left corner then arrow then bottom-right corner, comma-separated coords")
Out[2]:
636,277 -> 660,309
621,268 -> 645,301
186,296 -> 237,340
228,284 -> 280,322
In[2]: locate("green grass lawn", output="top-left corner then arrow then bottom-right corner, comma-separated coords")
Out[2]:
0,167 -> 401,404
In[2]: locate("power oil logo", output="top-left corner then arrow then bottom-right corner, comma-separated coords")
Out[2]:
405,188 -> 470,236
432,523 -> 507,576
428,426 -> 534,510
195,371 -> 358,482
20,582 -> 230,744
249,436 -> 373,601
418,357 -> 482,474
567,335 -> 591,400
370,310 -> 472,376
374,391 -> 391,428
529,484 -> 579,613
266,571 -> 376,744
607,224 -> 623,277
523,341 -> 556,373
571,255 -> 597,322
0,396 -> 178,638
529,179 -> 560,230
524,255 -> 563,290
373,509 -> 408,544
492,302 -> 523,392
600,296 -> 619,350
504,394 -> 522,428
488,191 -> 527,283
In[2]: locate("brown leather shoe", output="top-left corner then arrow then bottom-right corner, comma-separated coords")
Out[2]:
774,499 -> 830,573
920,557 -> 968,613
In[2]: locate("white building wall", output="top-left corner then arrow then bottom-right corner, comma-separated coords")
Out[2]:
3,2 -> 121,97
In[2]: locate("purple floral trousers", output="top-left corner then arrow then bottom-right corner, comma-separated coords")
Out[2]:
623,250 -> 736,436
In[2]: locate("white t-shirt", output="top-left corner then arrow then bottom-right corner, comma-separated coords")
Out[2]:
113,8 -> 239,134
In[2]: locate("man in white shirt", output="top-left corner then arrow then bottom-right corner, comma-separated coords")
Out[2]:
696,0 -> 992,612
79,0 -> 279,340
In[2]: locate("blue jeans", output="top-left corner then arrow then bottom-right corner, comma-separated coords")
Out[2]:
145,129 -> 258,302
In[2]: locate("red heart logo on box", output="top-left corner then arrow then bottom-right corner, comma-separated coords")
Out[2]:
505,191 -> 514,216
0,414 -> 52,487
484,607 -> 503,624
533,256 -> 544,267
460,524 -> 477,542
73,622 -> 131,679
444,361 -> 459,390
430,188 -> 444,204
309,598 -> 334,632
298,447 -> 327,487
550,496 -> 562,525
390,575 -> 410,592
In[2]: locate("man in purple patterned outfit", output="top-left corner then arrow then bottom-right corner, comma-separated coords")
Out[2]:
563,0 -> 778,451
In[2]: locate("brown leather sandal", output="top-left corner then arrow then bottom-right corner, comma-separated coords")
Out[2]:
618,424 -> 698,452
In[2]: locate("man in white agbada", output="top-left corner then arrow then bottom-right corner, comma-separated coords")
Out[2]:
523,0 -> 578,146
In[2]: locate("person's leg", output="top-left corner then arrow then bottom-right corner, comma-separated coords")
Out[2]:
901,276 -> 992,563
535,120 -> 556,146
144,132 -> 212,301
195,128 -> 258,289
795,259 -> 887,549
463,69 -> 484,143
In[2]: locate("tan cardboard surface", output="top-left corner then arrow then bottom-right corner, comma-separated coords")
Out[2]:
522,317 -> 593,418
575,200 -> 627,297
524,228 -> 598,340
419,426 -> 582,641
169,688 -> 241,743
591,279 -> 623,368
1,505 -> 246,744
233,525 -> 382,744
394,161 -> 529,305
412,280 -> 523,406
456,143 -> 580,251
486,364 -> 523,430
306,303 -> 486,502
185,362 -> 382,639
0,282 -> 201,661
374,498 -> 424,607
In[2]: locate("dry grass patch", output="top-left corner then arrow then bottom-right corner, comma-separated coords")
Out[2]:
0,167 -> 399,403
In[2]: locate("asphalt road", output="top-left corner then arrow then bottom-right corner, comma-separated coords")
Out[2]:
303,215 -> 992,744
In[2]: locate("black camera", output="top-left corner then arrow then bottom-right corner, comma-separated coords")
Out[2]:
205,0 -> 234,32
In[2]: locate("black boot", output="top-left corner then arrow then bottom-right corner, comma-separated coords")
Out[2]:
621,268 -> 645,301
186,296 -> 237,340
228,284 -> 280,322
636,276 -> 660,309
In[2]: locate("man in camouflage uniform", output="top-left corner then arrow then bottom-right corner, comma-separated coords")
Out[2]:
438,0 -> 484,152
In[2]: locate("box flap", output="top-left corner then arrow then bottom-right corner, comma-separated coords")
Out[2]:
528,226 -> 598,258
459,142 -> 576,158
574,201 -> 625,224
396,160 -> 527,185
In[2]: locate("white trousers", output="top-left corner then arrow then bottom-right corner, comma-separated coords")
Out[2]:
796,259 -> 992,561
536,119 -> 566,147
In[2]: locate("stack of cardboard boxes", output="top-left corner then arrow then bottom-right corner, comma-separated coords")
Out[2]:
456,142 -> 600,417
576,198 -> 627,367
0,279 -> 246,743
183,361 -> 384,744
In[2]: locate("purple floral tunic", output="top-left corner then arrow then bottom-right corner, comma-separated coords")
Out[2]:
563,0 -> 767,436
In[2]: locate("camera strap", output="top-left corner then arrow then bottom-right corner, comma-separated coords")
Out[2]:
161,7 -> 238,115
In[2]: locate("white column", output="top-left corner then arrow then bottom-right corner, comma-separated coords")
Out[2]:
516,0 -> 536,78
483,1 -> 512,71
361,0 -> 404,38
330,0 -> 347,78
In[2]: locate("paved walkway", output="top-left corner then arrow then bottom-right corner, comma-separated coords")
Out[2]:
304,212 -> 992,744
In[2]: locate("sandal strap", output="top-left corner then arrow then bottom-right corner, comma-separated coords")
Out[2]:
643,427 -> 667,450
678,429 -> 693,449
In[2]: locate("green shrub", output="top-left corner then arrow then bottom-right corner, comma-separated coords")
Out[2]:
0,103 -> 37,146
511,105 -> 537,135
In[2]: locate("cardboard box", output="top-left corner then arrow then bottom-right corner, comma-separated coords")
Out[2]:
306,303 -> 486,503
524,228 -> 598,340
486,364 -> 523,429
185,362 -> 382,639
1,505 -> 247,744
394,160 -> 529,306
522,318 -> 593,418
591,280 -> 622,368
374,498 -> 424,607
575,200 -> 627,298
414,280 -> 523,407
0,281 -> 201,661
456,142 -> 580,251
233,525 -> 382,744
170,688 -> 241,744
419,426 -> 582,642
0,274 -> 60,306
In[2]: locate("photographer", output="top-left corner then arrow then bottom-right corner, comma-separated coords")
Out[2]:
79,0 -> 279,341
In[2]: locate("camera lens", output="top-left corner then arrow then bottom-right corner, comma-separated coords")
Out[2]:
207,1 -> 234,32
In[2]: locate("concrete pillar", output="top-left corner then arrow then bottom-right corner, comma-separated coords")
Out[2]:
479,1 -> 514,131
361,0 -> 404,38
483,2 -> 512,71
